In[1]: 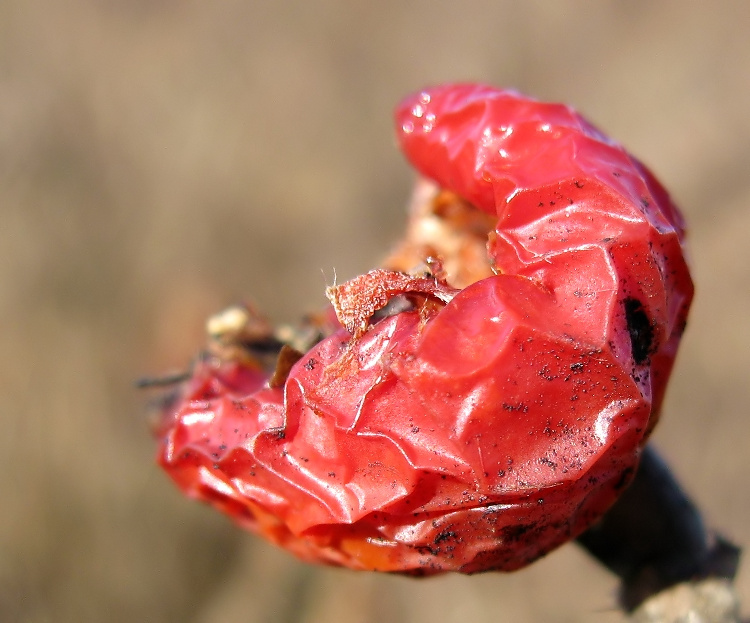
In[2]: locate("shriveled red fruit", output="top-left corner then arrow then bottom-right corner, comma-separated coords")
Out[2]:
156,84 -> 693,574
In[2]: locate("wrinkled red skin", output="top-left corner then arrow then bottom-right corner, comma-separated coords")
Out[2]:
157,84 -> 693,574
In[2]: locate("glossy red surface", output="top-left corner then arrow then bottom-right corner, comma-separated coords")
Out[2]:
157,84 -> 693,574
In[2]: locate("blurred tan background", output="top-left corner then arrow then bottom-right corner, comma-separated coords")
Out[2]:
1,1 -> 749,621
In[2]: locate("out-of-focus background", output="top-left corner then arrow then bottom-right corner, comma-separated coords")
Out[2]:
2,1 -> 748,621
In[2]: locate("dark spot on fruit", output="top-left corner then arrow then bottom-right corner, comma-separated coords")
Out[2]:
624,297 -> 654,364
434,529 -> 458,544
502,523 -> 535,542
614,466 -> 635,491
416,544 -> 441,556
538,457 -> 557,470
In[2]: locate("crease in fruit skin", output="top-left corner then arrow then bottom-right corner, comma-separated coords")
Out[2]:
157,84 -> 693,575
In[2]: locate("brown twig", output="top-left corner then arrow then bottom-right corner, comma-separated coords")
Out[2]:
577,445 -> 742,621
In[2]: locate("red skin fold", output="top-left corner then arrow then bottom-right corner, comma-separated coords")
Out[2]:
157,84 -> 693,574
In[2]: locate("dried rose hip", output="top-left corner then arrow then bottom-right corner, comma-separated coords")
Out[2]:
156,84 -> 693,574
